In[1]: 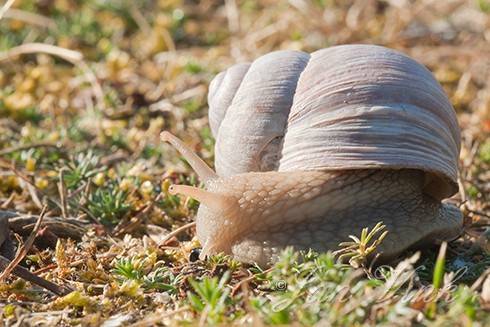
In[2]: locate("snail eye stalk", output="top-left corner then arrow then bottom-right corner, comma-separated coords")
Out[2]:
168,184 -> 232,213
160,131 -> 218,182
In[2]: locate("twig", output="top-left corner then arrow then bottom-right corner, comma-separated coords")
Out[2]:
231,267 -> 274,296
114,193 -> 163,237
129,3 -> 151,34
198,306 -> 209,327
0,205 -> 47,281
471,268 -> 490,292
0,158 -> 63,210
100,151 -> 128,167
467,209 -> 490,220
26,182 -> 43,209
0,141 -> 61,156
0,0 -> 15,21
5,213 -> 87,240
3,8 -> 56,29
158,222 -> 196,246
457,175 -> 467,206
76,61 -> 106,111
0,255 -> 71,296
58,168 -> 68,220
33,258 -> 85,275
1,193 -> 15,209
0,43 -> 83,64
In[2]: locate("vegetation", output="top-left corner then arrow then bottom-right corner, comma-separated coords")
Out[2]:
0,0 -> 489,325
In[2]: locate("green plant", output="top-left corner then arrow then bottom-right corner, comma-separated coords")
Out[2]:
63,151 -> 100,189
185,60 -> 204,74
87,182 -> 132,225
251,249 -> 358,325
478,0 -> 490,13
143,267 -> 182,293
113,258 -> 181,293
113,258 -> 144,281
480,139 -> 490,163
333,222 -> 388,268
206,253 -> 241,272
427,242 -> 447,318
187,271 -> 231,325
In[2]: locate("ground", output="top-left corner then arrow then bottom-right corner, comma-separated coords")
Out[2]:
0,0 -> 489,326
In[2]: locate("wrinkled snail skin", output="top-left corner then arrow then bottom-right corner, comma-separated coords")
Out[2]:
161,134 -> 463,267
161,44 -> 463,267
194,169 -> 461,267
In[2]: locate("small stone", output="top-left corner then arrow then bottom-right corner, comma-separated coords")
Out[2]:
189,248 -> 201,262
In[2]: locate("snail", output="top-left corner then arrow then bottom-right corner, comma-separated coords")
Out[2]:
161,44 -> 463,267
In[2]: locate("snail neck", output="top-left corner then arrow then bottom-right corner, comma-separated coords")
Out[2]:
194,169 -> 428,256
318,168 -> 426,205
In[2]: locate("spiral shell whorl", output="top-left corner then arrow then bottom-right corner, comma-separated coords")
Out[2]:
208,63 -> 251,136
210,50 -> 310,176
208,45 -> 460,199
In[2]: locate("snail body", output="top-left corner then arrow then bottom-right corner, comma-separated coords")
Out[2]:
162,44 -> 462,266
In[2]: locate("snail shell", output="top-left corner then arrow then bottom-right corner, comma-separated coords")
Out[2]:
162,44 -> 462,266
208,44 -> 460,200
